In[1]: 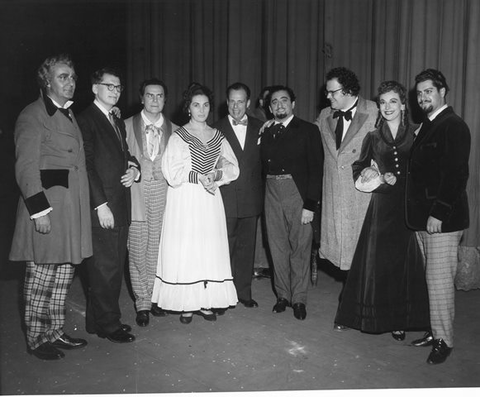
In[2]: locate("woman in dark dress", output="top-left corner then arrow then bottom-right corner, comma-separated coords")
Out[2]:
334,81 -> 430,340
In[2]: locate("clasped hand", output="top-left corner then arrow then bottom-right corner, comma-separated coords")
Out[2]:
199,172 -> 217,194
360,167 -> 397,186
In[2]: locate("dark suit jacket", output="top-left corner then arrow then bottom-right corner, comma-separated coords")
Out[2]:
261,116 -> 323,212
406,106 -> 470,232
214,116 -> 264,218
77,103 -> 139,228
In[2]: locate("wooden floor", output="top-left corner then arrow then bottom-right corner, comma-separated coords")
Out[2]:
1,254 -> 479,396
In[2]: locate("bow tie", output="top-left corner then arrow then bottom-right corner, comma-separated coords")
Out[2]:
232,119 -> 248,126
333,100 -> 358,122
145,124 -> 160,135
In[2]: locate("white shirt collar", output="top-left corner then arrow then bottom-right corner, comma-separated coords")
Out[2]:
94,99 -> 113,118
275,114 -> 294,127
141,110 -> 164,129
428,104 -> 448,121
49,97 -> 73,109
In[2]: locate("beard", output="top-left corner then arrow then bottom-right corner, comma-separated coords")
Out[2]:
275,113 -> 288,120
420,102 -> 433,114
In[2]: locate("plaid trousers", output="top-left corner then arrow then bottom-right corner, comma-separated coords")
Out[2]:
128,179 -> 167,312
24,261 -> 75,350
415,230 -> 463,347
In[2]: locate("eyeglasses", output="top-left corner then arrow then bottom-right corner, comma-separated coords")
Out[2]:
98,83 -> 124,92
324,88 -> 343,97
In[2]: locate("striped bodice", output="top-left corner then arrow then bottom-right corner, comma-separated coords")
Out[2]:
176,127 -> 224,174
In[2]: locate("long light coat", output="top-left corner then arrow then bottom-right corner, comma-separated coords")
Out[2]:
315,96 -> 378,270
9,96 -> 92,264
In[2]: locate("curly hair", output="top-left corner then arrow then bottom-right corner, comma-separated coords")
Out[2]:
375,80 -> 409,128
265,85 -> 296,106
37,54 -> 74,89
139,77 -> 168,97
182,82 -> 214,114
415,68 -> 449,95
326,67 -> 360,96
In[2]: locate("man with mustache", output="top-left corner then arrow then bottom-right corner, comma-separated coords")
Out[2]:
406,69 -> 471,364
260,85 -> 323,320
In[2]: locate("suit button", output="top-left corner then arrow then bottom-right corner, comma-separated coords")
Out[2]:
352,149 -> 356,153
67,149 -> 73,153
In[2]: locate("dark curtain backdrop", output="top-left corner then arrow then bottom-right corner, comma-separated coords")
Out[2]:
126,0 -> 479,253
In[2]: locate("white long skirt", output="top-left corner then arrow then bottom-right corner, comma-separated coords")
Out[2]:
151,183 -> 238,311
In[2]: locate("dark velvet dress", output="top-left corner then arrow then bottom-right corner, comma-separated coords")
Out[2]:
334,123 -> 430,333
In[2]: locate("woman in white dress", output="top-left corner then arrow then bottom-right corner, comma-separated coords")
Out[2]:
152,83 -> 239,324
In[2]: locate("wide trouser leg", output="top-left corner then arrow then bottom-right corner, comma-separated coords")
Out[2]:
87,225 -> 129,335
24,262 -> 75,349
265,179 -> 312,305
415,230 -> 463,347
226,216 -> 258,301
128,180 -> 166,312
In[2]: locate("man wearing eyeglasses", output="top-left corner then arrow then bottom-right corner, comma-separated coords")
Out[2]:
9,54 -> 92,360
77,67 -> 140,344
314,67 -> 377,330
124,78 -> 177,327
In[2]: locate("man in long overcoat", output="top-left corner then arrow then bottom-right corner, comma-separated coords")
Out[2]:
315,67 -> 377,329
9,54 -> 92,360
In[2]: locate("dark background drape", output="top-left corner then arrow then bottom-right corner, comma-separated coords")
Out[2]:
1,0 -> 479,264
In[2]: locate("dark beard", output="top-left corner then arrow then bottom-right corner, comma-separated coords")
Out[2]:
275,113 -> 288,120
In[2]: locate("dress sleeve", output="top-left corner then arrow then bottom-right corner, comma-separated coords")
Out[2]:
161,133 -> 192,188
214,136 -> 239,187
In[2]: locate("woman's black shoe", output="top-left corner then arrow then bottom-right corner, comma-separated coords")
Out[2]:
195,310 -> 217,321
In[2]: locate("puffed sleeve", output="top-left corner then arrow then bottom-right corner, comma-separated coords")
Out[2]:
161,133 -> 192,188
214,136 -> 239,187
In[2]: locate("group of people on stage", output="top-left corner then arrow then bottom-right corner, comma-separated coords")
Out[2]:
9,53 -> 470,368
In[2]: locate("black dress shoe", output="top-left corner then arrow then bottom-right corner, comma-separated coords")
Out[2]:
180,314 -> 193,324
195,310 -> 217,321
239,299 -> 258,308
30,342 -> 65,360
52,334 -> 87,350
391,331 -> 406,341
212,308 -> 226,315
411,331 -> 434,347
333,323 -> 350,331
136,310 -> 149,327
253,268 -> 271,279
151,304 -> 168,317
292,303 -> 307,320
272,298 -> 289,313
121,324 -> 132,333
99,328 -> 135,343
427,339 -> 452,365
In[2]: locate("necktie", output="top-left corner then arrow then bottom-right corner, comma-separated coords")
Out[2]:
58,108 -> 72,122
232,119 -> 248,126
271,123 -> 285,139
109,112 -> 123,148
145,124 -> 160,160
333,101 -> 358,150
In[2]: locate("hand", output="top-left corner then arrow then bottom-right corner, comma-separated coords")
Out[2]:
34,214 -> 51,234
111,106 -> 122,118
301,209 -> 314,225
121,167 -> 138,187
360,167 -> 380,183
384,172 -> 397,186
259,119 -> 275,134
426,216 -> 442,234
199,173 -> 216,194
97,204 -> 115,229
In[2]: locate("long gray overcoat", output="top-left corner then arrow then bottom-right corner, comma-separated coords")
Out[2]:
9,96 -> 92,265
315,96 -> 378,270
